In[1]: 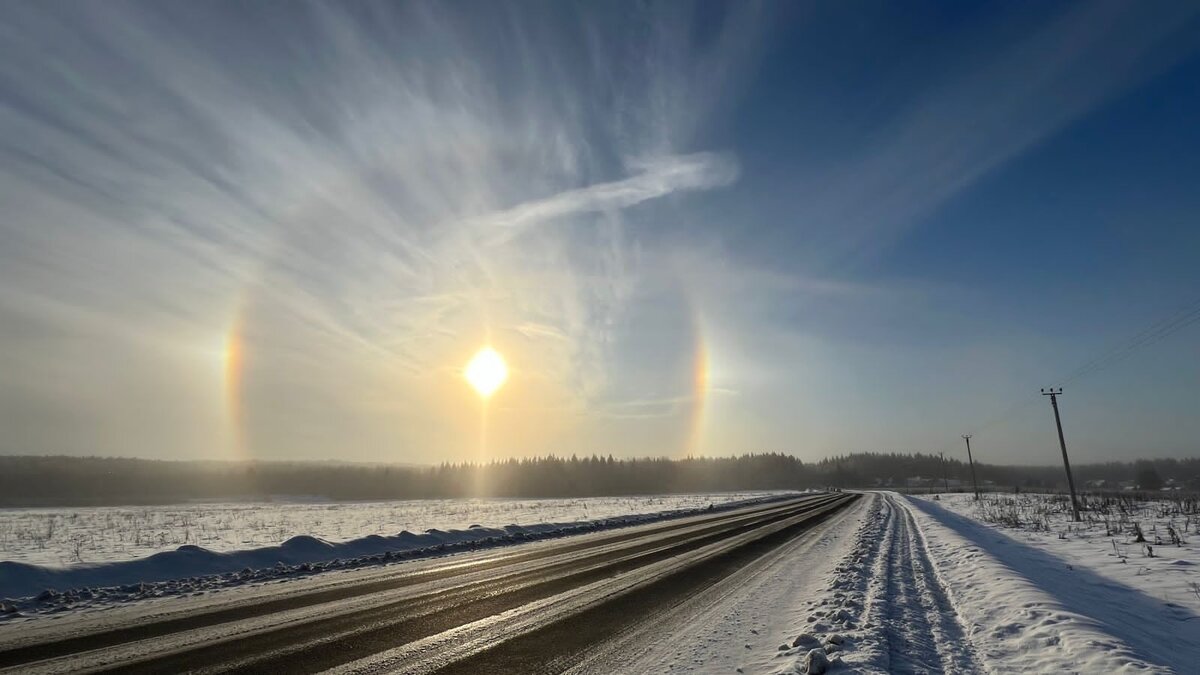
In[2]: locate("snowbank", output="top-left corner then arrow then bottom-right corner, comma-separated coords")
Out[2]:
0,492 -> 785,566
769,492 -> 1200,674
907,493 -> 1200,673
0,493 -> 795,612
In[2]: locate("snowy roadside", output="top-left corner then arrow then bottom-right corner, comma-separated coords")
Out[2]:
766,493 -> 984,675
912,492 -> 1200,617
0,493 -> 799,620
908,492 -> 1200,673
568,493 -> 867,675
767,491 -> 1200,674
1,492 -> 786,567
766,493 -> 886,674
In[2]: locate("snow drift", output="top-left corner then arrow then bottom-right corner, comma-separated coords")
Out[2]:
0,494 -> 793,605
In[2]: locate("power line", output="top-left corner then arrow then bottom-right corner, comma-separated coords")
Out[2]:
954,293 -> 1200,445
1058,298 -> 1200,386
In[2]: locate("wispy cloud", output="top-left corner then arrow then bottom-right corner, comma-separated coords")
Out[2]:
0,1 -> 758,459
4,1 -> 1191,462
478,152 -> 737,241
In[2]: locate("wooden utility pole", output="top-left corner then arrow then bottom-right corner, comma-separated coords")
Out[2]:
1041,387 -> 1081,521
962,434 -> 980,500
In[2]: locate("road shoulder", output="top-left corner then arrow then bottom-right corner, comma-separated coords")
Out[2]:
907,493 -> 1196,674
568,493 -> 867,675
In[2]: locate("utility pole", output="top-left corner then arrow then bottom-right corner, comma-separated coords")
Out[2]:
962,434 -> 980,500
1041,387 -> 1081,521
939,452 -> 949,492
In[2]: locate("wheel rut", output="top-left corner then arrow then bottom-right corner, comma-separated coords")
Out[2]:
878,494 -> 982,674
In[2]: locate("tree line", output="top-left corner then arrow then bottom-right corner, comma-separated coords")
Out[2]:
0,453 -> 809,506
813,452 -> 1200,490
0,453 -> 1195,506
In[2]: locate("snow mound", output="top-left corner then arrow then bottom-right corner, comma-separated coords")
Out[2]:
173,545 -> 217,555
803,647 -> 830,674
791,632 -> 821,649
280,535 -> 335,552
0,494 -> 795,614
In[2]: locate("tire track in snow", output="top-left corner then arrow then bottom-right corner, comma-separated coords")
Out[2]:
876,494 -> 982,674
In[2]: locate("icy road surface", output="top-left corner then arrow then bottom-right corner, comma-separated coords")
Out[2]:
5,492 -> 1195,674
0,494 -> 855,674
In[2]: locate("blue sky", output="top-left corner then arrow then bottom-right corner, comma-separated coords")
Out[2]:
1,1 -> 1198,464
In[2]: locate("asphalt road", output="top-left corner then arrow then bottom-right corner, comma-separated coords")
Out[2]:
0,492 -> 857,674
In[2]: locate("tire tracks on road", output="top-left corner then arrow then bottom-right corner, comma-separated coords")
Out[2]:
3,494 -> 855,675
0,496 -> 814,670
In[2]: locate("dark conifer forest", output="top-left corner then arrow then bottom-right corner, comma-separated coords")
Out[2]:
1,453 -> 1196,506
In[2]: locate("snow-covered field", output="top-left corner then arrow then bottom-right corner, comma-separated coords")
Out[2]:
762,491 -> 1200,674
943,491 -> 1200,611
910,492 -> 1200,673
0,492 -> 790,611
0,492 -> 778,567
6,490 -> 1197,672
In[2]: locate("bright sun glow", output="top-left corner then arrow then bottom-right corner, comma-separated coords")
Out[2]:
465,346 -> 508,398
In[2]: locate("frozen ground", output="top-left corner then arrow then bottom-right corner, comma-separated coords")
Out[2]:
764,492 -> 1200,674
0,494 -> 850,674
926,491 -> 1200,612
569,493 -> 865,675
0,492 -> 789,612
0,492 -> 778,567
7,490 -> 1197,672
909,492 -> 1200,673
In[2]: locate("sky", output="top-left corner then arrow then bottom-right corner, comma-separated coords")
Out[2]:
1,1 -> 1198,465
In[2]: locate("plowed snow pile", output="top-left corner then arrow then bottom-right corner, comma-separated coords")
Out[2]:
0,493 -> 792,617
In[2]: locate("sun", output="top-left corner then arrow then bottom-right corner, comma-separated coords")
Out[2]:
465,346 -> 508,398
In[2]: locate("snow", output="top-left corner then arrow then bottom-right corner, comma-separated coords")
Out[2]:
769,494 -> 893,674
7,490 -> 1194,672
803,648 -> 830,674
767,491 -> 1200,674
0,492 -> 780,566
908,492 -> 1200,673
0,492 -> 791,614
566,493 -> 867,675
